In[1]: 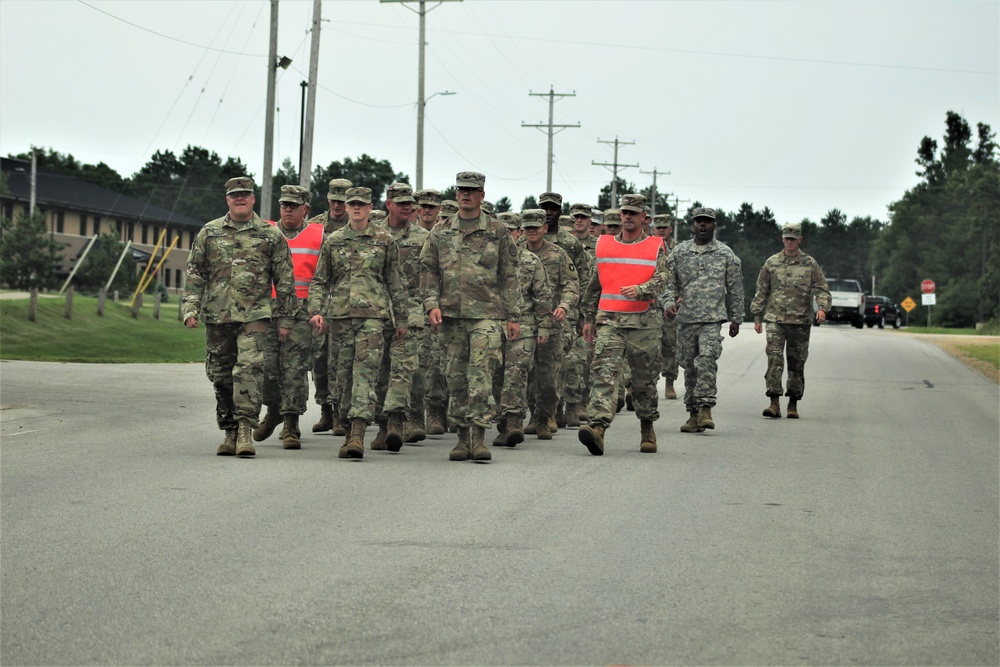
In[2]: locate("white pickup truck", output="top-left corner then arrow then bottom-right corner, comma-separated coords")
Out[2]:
825,278 -> 866,328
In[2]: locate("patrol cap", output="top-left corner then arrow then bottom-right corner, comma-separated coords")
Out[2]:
559,214 -> 572,227
782,222 -> 803,239
570,203 -> 592,218
482,200 -> 495,216
345,186 -> 373,204
497,211 -> 521,230
416,189 -> 442,206
456,171 -> 485,189
692,206 -> 717,221
440,200 -> 459,216
538,192 -> 562,207
225,176 -> 255,195
652,213 -> 673,228
619,193 -> 647,213
603,209 -> 621,224
327,178 -> 353,201
278,184 -> 310,205
368,210 -> 387,223
386,182 -> 416,204
520,209 -> 546,228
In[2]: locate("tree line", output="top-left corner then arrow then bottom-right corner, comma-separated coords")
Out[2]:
3,111 -> 996,326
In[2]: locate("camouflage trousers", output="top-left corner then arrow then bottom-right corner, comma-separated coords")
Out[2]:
498,332 -> 537,419
312,332 -> 331,404
660,315 -> 679,382
559,325 -> 589,405
764,322 -> 812,399
442,318 -> 503,428
527,325 -> 563,420
420,327 -> 448,415
204,320 -> 270,430
261,317 -> 312,415
328,317 -> 386,424
586,323 -> 661,427
377,326 -> 424,419
677,322 -> 725,409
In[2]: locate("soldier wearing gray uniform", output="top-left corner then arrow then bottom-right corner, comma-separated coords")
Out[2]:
578,194 -> 669,455
664,207 -> 744,432
419,171 -> 521,462
183,176 -> 297,458
750,222 -> 831,419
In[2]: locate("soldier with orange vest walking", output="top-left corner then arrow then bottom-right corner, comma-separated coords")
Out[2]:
254,184 -> 326,450
578,194 -> 670,455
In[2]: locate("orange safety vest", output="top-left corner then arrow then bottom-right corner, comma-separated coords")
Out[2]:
270,222 -> 324,299
595,235 -> 662,313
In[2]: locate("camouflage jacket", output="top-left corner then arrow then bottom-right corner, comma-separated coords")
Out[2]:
307,224 -> 410,327
750,250 -> 831,325
546,228 -> 592,295
524,239 -> 579,326
419,212 -> 520,321
582,231 -> 670,330
516,248 -> 553,338
663,238 -> 745,325
183,212 -> 296,328
386,221 -> 430,328
307,211 -> 350,235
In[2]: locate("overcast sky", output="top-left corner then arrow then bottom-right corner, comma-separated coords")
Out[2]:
1,0 -> 997,223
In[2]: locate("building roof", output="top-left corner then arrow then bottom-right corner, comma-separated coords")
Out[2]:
1,157 -> 202,229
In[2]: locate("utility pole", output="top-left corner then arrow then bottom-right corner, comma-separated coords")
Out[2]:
521,87 -> 579,192
299,0 -> 322,191
299,80 -> 307,176
381,0 -> 463,189
261,0 -> 279,221
672,196 -> 690,242
640,166 -> 670,216
592,137 -> 637,208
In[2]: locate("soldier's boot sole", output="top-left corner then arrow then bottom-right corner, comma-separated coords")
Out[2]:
579,425 -> 605,456
762,399 -> 782,418
253,408 -> 282,441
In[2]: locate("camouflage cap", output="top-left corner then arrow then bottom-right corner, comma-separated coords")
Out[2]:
692,206 -> 717,221
497,211 -> 521,230
368,210 -> 387,223
538,192 -> 562,207
570,203 -> 592,218
345,186 -> 373,204
416,189 -> 442,206
440,200 -> 459,217
278,184 -> 310,205
520,209 -> 546,228
481,200 -> 495,216
327,178 -> 353,201
386,182 -> 416,204
225,176 -> 255,195
558,214 -> 572,228
603,209 -> 621,224
455,171 -> 485,189
619,193 -> 647,213
782,222 -> 802,239
651,213 -> 673,228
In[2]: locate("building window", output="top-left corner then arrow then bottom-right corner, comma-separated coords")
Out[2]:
176,268 -> 183,289
152,225 -> 160,245
80,214 -> 88,236
141,224 -> 148,244
93,216 -> 101,235
126,222 -> 134,242
2,203 -> 12,221
166,228 -> 173,246
55,211 -> 64,233
164,268 -> 171,288
189,230 -> 196,249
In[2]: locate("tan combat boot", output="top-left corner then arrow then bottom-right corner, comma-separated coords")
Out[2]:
236,419 -> 255,458
253,404 -> 281,441
281,414 -> 301,450
680,411 -> 704,433
547,416 -> 559,433
370,419 -> 389,450
555,403 -> 567,428
312,404 -> 334,433
403,415 -> 426,444
425,407 -> 446,436
565,403 -> 581,428
470,425 -> 491,461
576,404 -> 589,423
332,415 -> 348,437
450,427 -> 471,461
579,423 -> 605,456
697,405 -> 715,430
339,419 -> 365,458
217,429 -> 237,456
524,413 -> 540,435
786,399 -> 799,419
385,412 -> 405,452
640,419 -> 657,453
762,396 -> 781,418
536,413 -> 553,440
664,381 -> 677,400
505,415 -> 525,447
492,416 -> 508,447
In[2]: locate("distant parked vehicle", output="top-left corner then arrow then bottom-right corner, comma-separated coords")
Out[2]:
826,278 -> 866,328
864,295 -> 902,329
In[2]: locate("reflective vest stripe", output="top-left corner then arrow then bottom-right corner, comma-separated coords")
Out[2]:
596,257 -> 658,267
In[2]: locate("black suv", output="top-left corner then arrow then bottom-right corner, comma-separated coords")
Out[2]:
864,296 -> 901,329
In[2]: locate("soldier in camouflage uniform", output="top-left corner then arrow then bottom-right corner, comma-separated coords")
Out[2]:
307,178 -> 352,435
664,207 -> 744,432
307,187 -> 410,459
183,176 -> 297,458
602,210 -> 630,411
374,183 -> 429,449
368,210 -> 387,226
651,213 -> 680,399
419,171 -> 521,462
750,222 -> 831,419
578,194 -> 669,455
561,202 -> 598,427
416,189 -> 442,232
414,189 -> 448,432
438,200 -> 458,225
253,185 -> 325,450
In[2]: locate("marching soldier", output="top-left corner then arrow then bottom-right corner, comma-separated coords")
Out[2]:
651,213 -> 680,399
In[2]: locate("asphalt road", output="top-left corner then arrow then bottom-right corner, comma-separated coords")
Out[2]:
2,325 -> 997,666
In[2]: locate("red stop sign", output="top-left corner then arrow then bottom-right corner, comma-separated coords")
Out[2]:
921,279 -> 936,294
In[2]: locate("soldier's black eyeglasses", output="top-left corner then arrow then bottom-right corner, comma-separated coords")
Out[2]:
456,187 -> 483,194
279,202 -> 302,210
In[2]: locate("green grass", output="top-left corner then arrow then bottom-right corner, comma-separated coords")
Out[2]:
956,344 -> 1000,371
1,295 -> 204,363
901,326 -> 993,336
